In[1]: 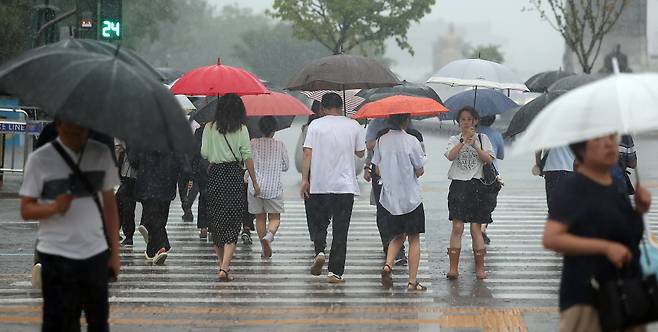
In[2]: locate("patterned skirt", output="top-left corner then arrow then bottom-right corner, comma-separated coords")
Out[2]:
207,162 -> 247,246
447,179 -> 494,224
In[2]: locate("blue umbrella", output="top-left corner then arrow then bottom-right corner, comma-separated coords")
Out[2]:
443,89 -> 518,120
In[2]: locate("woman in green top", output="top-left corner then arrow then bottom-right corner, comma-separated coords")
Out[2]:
201,94 -> 260,281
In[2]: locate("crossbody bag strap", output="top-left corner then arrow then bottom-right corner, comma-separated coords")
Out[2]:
478,134 -> 499,175
51,141 -> 111,250
223,134 -> 242,164
539,149 -> 550,172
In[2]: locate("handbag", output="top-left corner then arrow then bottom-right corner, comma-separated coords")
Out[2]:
478,134 -> 502,193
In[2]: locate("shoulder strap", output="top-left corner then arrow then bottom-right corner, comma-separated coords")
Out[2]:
539,149 -> 550,171
51,141 -> 110,249
223,134 -> 241,163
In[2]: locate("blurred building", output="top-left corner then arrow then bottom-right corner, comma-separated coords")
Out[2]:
432,23 -> 465,72
563,0 -> 650,72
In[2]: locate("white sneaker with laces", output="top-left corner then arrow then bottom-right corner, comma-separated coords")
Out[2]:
327,272 -> 345,283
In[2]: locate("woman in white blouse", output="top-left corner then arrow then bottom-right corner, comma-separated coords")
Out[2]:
444,107 -> 494,280
374,114 -> 428,291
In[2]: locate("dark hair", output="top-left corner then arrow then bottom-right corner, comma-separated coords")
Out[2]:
387,113 -> 410,129
456,106 -> 480,123
321,92 -> 343,110
480,115 -> 496,127
213,93 -> 246,134
569,141 -> 587,162
258,116 -> 278,137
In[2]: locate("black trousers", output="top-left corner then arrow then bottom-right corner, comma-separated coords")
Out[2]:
141,200 -> 171,256
177,177 -> 199,216
544,171 -> 572,213
117,179 -> 137,239
40,250 -> 109,332
197,180 -> 208,229
306,193 -> 354,276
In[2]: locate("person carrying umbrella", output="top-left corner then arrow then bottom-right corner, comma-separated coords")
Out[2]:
374,114 -> 428,291
201,94 -> 260,282
444,106 -> 495,280
301,93 -> 366,283
19,119 -> 121,331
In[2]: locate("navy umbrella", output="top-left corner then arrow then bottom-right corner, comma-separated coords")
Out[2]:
525,70 -> 574,93
0,47 -> 195,153
443,89 -> 517,120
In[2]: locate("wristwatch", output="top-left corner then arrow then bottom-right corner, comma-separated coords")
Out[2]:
459,138 -> 464,144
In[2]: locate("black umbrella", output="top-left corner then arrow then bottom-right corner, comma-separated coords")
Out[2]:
0,48 -> 195,153
286,54 -> 400,91
156,67 -> 185,84
44,38 -> 165,82
191,97 -> 295,137
524,70 -> 574,93
356,80 -> 442,104
547,73 -> 607,93
503,92 -> 562,138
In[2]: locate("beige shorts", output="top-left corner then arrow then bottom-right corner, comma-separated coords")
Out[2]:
247,194 -> 285,214
560,305 -> 647,332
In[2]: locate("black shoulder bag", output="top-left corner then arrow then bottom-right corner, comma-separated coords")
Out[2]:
478,134 -> 502,193
52,141 -> 117,281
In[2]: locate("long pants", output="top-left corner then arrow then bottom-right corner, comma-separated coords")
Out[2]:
141,200 -> 171,257
371,171 -> 404,255
177,177 -> 199,217
40,250 -> 109,332
197,181 -> 208,229
544,171 -> 572,213
117,179 -> 137,239
306,193 -> 354,276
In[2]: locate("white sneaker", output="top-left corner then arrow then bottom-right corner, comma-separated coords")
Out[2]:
327,272 -> 345,283
152,248 -> 168,265
137,225 -> 148,245
310,252 -> 325,276
31,263 -> 42,289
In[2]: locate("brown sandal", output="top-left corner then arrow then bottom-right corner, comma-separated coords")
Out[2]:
407,281 -> 427,292
381,264 -> 393,288
218,269 -> 234,282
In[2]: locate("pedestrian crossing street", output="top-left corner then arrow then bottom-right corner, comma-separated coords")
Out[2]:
3,193 -> 658,307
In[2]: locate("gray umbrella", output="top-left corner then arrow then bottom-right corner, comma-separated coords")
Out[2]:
356,81 -> 443,104
286,54 -> 400,91
524,70 -> 574,93
44,38 -> 165,82
0,48 -> 195,153
547,73 -> 607,93
504,92 -> 563,138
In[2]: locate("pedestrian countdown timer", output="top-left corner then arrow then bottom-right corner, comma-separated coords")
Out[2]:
99,0 -> 122,40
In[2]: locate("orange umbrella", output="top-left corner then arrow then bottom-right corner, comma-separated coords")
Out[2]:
352,95 -> 448,120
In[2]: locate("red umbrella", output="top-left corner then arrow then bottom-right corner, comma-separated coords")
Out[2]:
170,58 -> 269,96
352,95 -> 448,120
242,92 -> 313,116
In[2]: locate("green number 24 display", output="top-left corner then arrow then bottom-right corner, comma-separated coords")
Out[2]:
101,20 -> 121,39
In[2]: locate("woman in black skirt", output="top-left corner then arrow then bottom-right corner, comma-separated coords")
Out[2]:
444,107 -> 495,280
201,94 -> 260,281
373,114 -> 428,291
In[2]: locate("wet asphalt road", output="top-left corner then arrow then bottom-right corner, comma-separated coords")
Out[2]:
1,119 -> 658,331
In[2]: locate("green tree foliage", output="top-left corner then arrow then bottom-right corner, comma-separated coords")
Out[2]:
269,0 -> 436,55
0,1 -> 33,64
122,0 -> 177,49
530,0 -> 629,73
234,23 -> 330,87
467,44 -> 505,63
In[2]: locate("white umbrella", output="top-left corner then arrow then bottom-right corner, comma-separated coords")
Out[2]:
427,59 -> 528,92
300,89 -> 365,116
164,81 -> 196,112
511,73 -> 658,155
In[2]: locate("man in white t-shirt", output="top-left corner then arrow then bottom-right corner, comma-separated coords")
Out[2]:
534,146 -> 575,212
20,119 -> 120,331
300,93 -> 366,283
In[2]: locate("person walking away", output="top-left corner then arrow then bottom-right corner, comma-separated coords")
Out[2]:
476,115 -> 505,245
364,118 -> 407,264
374,114 -> 428,291
202,94 -> 260,281
611,134 -> 637,195
20,119 -> 120,332
192,123 -> 210,239
115,140 -> 138,247
300,92 -> 366,283
444,107 -> 495,280
131,149 -> 186,264
543,134 -> 651,332
247,116 -> 289,258
301,101 -> 324,242
533,146 -> 575,212
177,118 -> 201,223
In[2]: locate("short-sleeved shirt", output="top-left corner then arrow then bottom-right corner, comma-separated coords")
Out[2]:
548,172 -> 643,311
543,146 -> 574,172
372,130 -> 427,215
19,138 -> 120,260
201,123 -> 251,164
247,137 -> 289,199
444,134 -> 494,181
365,119 -> 415,143
303,115 -> 366,195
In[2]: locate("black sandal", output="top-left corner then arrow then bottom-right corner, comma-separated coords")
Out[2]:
381,264 -> 393,288
219,269 -> 233,282
407,281 -> 427,292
